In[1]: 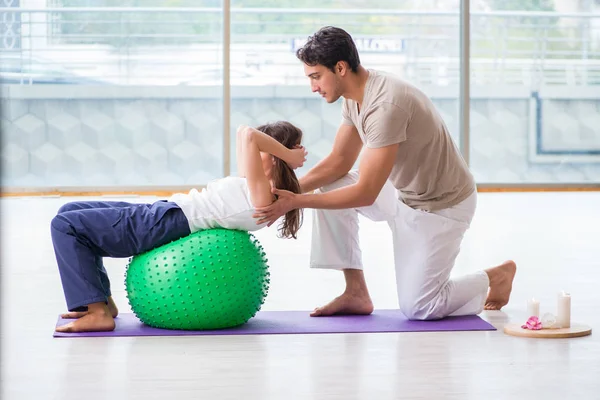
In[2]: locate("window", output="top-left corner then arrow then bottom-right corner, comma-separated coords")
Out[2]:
1,2 -> 225,186
470,1 -> 600,184
229,1 -> 461,176
1,1 -> 598,189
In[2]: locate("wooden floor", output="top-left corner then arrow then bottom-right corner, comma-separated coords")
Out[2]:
2,192 -> 599,399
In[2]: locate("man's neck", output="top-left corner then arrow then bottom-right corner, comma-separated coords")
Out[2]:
342,66 -> 370,106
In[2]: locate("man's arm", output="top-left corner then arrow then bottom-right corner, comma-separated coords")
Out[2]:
299,124 -> 363,193
296,103 -> 409,209
253,104 -> 406,226
253,141 -> 398,226
296,142 -> 399,210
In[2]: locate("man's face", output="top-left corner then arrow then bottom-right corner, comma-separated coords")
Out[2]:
303,63 -> 343,103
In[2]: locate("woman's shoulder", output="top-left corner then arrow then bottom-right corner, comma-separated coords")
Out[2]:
207,176 -> 254,206
207,175 -> 248,189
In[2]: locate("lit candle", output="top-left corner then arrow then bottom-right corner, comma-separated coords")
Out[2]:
527,298 -> 540,317
556,291 -> 571,328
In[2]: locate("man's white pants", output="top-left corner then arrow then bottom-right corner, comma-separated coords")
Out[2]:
310,170 -> 489,320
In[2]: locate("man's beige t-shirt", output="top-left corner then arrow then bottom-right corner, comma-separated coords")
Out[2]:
342,69 -> 475,211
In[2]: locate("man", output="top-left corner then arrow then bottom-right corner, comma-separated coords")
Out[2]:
254,26 -> 516,320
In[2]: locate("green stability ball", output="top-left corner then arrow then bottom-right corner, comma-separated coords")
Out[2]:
125,228 -> 270,330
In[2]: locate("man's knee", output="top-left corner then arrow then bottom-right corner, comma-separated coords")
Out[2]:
399,297 -> 446,321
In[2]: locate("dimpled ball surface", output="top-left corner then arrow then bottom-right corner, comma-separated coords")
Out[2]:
125,228 -> 270,330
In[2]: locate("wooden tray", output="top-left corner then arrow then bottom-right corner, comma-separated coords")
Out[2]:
504,323 -> 592,338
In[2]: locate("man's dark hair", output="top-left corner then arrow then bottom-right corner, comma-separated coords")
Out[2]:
295,26 -> 360,73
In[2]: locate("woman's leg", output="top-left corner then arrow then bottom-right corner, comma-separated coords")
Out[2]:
52,200 -> 190,332
57,200 -> 138,214
56,200 -> 144,316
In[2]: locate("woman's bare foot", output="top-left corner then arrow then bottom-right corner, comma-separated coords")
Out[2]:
311,269 -> 374,317
56,302 -> 116,333
107,297 -> 119,317
61,296 -> 119,319
310,291 -> 374,317
484,260 -> 517,310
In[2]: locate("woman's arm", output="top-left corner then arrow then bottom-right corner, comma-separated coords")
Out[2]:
236,125 -> 302,176
239,126 -> 278,208
236,126 -> 245,176
238,125 -> 306,208
242,126 -> 297,164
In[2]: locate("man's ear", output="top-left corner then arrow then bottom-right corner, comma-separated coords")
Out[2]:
336,61 -> 347,76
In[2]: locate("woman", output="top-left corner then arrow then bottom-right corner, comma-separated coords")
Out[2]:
52,121 -> 306,333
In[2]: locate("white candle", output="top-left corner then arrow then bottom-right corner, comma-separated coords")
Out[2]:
556,291 -> 571,328
527,298 -> 540,317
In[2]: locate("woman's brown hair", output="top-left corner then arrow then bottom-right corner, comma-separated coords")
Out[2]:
255,121 -> 304,239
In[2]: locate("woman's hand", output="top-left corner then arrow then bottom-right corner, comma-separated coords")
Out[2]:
287,145 -> 308,169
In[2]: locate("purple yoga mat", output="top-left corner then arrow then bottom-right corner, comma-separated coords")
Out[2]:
53,310 -> 495,338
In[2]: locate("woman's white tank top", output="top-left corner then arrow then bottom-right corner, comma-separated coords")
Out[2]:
168,176 -> 268,233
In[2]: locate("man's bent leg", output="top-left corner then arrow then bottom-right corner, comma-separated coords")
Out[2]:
390,192 -> 514,320
310,170 -> 399,316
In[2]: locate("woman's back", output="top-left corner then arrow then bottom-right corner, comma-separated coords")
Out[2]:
169,176 -> 267,233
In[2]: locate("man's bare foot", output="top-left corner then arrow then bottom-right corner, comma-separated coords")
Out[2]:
61,297 -> 119,319
56,302 -> 116,333
310,292 -> 374,317
311,269 -> 374,317
484,260 -> 517,310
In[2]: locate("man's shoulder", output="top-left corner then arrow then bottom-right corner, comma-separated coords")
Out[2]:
369,69 -> 413,88
367,69 -> 418,106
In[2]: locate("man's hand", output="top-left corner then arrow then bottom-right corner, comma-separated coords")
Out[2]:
253,188 -> 299,226
287,145 -> 308,170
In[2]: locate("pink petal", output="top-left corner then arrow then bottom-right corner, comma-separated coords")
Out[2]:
522,316 -> 543,330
